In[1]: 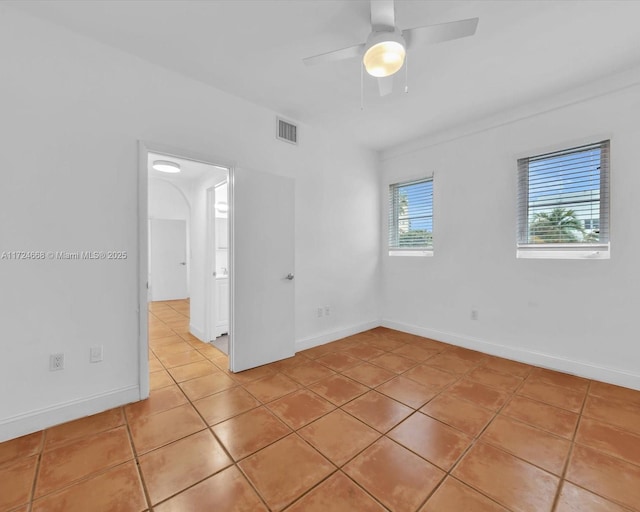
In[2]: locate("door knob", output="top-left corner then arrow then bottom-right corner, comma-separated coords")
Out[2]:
179,262 -> 186,266
285,273 -> 294,280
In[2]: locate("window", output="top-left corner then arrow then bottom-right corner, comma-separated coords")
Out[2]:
583,219 -> 599,231
388,177 -> 433,255
517,140 -> 610,259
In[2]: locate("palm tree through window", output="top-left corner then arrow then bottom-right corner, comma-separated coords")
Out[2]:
517,141 -> 610,246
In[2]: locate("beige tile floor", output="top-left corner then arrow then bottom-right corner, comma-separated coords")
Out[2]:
1,298 -> 640,511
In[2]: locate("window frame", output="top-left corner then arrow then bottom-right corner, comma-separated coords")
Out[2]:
388,176 -> 434,257
516,139 -> 610,260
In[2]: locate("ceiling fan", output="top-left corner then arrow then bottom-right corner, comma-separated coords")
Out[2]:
303,0 -> 479,96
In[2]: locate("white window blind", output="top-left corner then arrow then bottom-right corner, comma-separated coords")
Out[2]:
517,140 -> 610,252
388,177 -> 433,251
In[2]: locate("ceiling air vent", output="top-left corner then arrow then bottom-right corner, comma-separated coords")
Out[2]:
276,117 -> 298,145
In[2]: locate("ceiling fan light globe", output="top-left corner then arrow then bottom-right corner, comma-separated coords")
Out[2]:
363,40 -> 405,78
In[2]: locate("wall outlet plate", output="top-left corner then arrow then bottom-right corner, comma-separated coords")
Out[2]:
90,345 -> 103,363
49,353 -> 64,371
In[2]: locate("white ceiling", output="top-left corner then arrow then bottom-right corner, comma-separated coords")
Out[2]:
10,0 -> 640,152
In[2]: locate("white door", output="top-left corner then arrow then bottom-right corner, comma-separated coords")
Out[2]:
216,278 -> 229,335
230,168 -> 295,372
149,219 -> 188,301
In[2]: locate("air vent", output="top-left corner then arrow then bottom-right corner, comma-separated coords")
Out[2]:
276,117 -> 298,145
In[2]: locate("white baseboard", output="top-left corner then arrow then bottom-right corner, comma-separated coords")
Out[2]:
0,385 -> 141,443
189,323 -> 206,342
382,319 -> 640,391
295,320 -> 380,352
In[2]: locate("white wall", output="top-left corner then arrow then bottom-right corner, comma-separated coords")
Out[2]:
380,81 -> 640,390
293,135 -> 381,349
148,178 -> 190,221
0,6 -> 380,441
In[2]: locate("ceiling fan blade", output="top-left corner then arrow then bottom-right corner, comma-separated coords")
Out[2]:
371,0 -> 396,31
403,17 -> 479,49
303,43 -> 365,67
377,76 -> 394,96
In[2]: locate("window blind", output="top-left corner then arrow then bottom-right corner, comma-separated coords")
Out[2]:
388,177 -> 433,250
517,140 -> 609,246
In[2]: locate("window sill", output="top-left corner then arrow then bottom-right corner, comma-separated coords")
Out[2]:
517,244 -> 610,260
389,249 -> 434,257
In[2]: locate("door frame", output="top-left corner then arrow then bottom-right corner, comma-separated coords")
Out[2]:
204,186 -> 216,341
137,141 -> 234,399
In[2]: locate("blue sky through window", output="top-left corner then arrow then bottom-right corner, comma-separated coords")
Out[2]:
529,148 -> 600,203
527,146 -> 601,231
400,180 -> 433,232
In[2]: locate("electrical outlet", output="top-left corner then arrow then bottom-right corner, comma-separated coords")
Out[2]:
49,353 -> 65,371
324,305 -> 331,316
471,310 -> 478,321
317,307 -> 323,318
90,345 -> 103,363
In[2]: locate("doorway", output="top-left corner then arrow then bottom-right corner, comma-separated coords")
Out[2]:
147,150 -> 228,333
138,141 -> 296,396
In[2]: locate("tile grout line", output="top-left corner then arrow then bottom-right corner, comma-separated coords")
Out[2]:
268,333 -> 415,511
26,413 -> 140,508
268,339 -> 517,510
147,304 -> 230,510
549,378 -> 591,512
423,360 -> 531,510
548,379 -> 636,512
234,432 -> 341,512
208,332 -> 414,510
282,467 -> 391,512
406,358 -> 529,512
149,305 -> 273,510
146,308 -> 640,511
296,344 -> 487,510
7,314 -> 639,512
204,354 -> 342,512
379,345 -> 520,510
229,364 -> 372,510
147,350 -> 268,510
122,406 -> 155,512
149,315 -> 616,512
26,457 -> 138,507
437,365 -> 560,512
155,312 -> 238,456
449,369 -> 600,512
